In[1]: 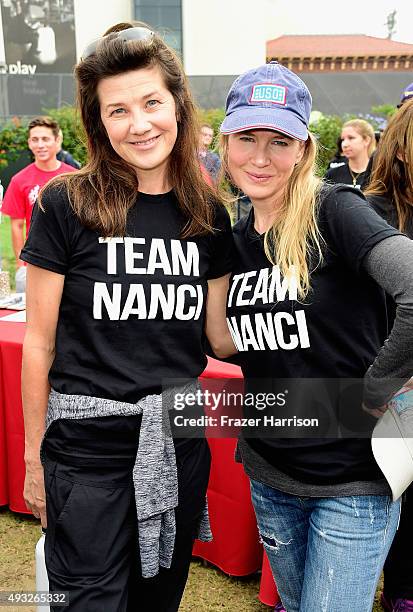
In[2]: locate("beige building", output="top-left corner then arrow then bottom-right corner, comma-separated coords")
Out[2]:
0,0 -> 412,117
267,34 -> 413,73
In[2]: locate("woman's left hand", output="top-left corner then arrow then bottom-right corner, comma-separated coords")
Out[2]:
363,379 -> 413,418
362,402 -> 388,419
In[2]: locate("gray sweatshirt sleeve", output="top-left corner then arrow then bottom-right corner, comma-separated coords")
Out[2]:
362,234 -> 413,408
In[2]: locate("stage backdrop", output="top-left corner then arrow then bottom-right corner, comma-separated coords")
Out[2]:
0,0 -> 76,116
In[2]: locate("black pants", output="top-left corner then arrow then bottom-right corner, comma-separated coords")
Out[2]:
383,484 -> 413,599
43,437 -> 210,612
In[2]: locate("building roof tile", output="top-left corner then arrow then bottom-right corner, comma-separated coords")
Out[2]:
266,34 -> 413,58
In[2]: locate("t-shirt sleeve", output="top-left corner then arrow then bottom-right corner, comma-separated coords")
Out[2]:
324,167 -> 334,181
206,203 -> 234,280
362,235 -> 413,407
1,176 -> 25,218
207,204 -> 234,280
320,185 -> 401,273
324,166 -> 344,183
20,184 -> 75,274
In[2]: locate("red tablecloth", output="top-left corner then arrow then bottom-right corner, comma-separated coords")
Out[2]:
196,359 -> 279,606
0,319 -> 278,606
0,311 -> 9,506
0,315 -> 27,513
194,358 -> 262,576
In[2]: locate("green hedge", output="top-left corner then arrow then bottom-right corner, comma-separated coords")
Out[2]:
0,104 -> 396,177
0,118 -> 29,170
46,107 -> 87,166
0,107 -> 87,170
309,114 -> 344,175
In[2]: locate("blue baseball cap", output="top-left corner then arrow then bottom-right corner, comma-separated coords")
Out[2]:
220,62 -> 311,141
399,82 -> 413,106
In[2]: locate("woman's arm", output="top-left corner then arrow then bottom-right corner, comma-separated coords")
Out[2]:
10,218 -> 26,266
362,235 -> 413,412
22,264 -> 64,525
205,273 -> 237,359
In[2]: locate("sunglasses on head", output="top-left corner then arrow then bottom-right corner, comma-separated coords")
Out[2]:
81,26 -> 154,60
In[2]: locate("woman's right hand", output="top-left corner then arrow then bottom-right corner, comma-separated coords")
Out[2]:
21,265 -> 65,528
24,460 -> 47,527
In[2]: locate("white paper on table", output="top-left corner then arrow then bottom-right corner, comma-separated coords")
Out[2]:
0,310 -> 26,322
0,293 -> 26,310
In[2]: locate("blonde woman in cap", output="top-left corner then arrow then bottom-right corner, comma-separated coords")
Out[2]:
20,21 -> 235,612
325,118 -> 376,189
220,62 -> 413,611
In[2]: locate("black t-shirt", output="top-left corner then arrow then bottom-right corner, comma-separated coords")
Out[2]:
227,185 -> 400,484
367,193 -> 413,239
367,193 -> 413,330
21,185 -> 234,404
325,161 -> 371,190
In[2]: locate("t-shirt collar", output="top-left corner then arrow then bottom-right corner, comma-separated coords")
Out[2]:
245,207 -> 265,250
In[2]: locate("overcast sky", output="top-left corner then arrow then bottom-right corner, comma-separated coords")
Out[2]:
264,0 -> 413,45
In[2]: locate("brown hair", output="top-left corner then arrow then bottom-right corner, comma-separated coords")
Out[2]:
342,119 -> 376,157
28,116 -> 60,139
44,21 -> 215,237
365,98 -> 413,232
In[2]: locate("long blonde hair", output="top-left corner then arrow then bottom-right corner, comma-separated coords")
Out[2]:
342,119 -> 376,157
221,132 -> 324,299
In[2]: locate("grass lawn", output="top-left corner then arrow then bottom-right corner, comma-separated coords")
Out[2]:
0,215 -> 16,288
0,507 -> 384,611
0,508 -> 268,612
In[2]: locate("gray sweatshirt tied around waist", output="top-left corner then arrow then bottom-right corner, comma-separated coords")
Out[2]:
45,387 -> 212,578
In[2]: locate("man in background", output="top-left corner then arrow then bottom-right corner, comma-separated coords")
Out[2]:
1,116 -> 75,290
198,124 -> 221,183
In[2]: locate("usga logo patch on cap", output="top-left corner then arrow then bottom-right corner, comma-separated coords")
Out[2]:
250,83 -> 287,105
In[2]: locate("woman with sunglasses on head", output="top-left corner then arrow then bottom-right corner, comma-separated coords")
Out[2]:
220,62 -> 413,612
365,98 -> 413,612
20,21 -> 235,612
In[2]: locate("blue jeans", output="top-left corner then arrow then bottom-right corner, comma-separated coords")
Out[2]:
250,479 -> 401,612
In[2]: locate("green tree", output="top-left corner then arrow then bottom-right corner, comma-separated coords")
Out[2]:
371,104 -> 397,119
198,108 -> 225,150
45,106 -> 87,165
309,114 -> 343,176
0,118 -> 28,170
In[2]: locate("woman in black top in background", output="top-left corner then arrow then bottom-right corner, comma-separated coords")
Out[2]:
325,119 -> 375,189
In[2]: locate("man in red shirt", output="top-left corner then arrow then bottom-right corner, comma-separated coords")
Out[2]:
2,116 -> 75,287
